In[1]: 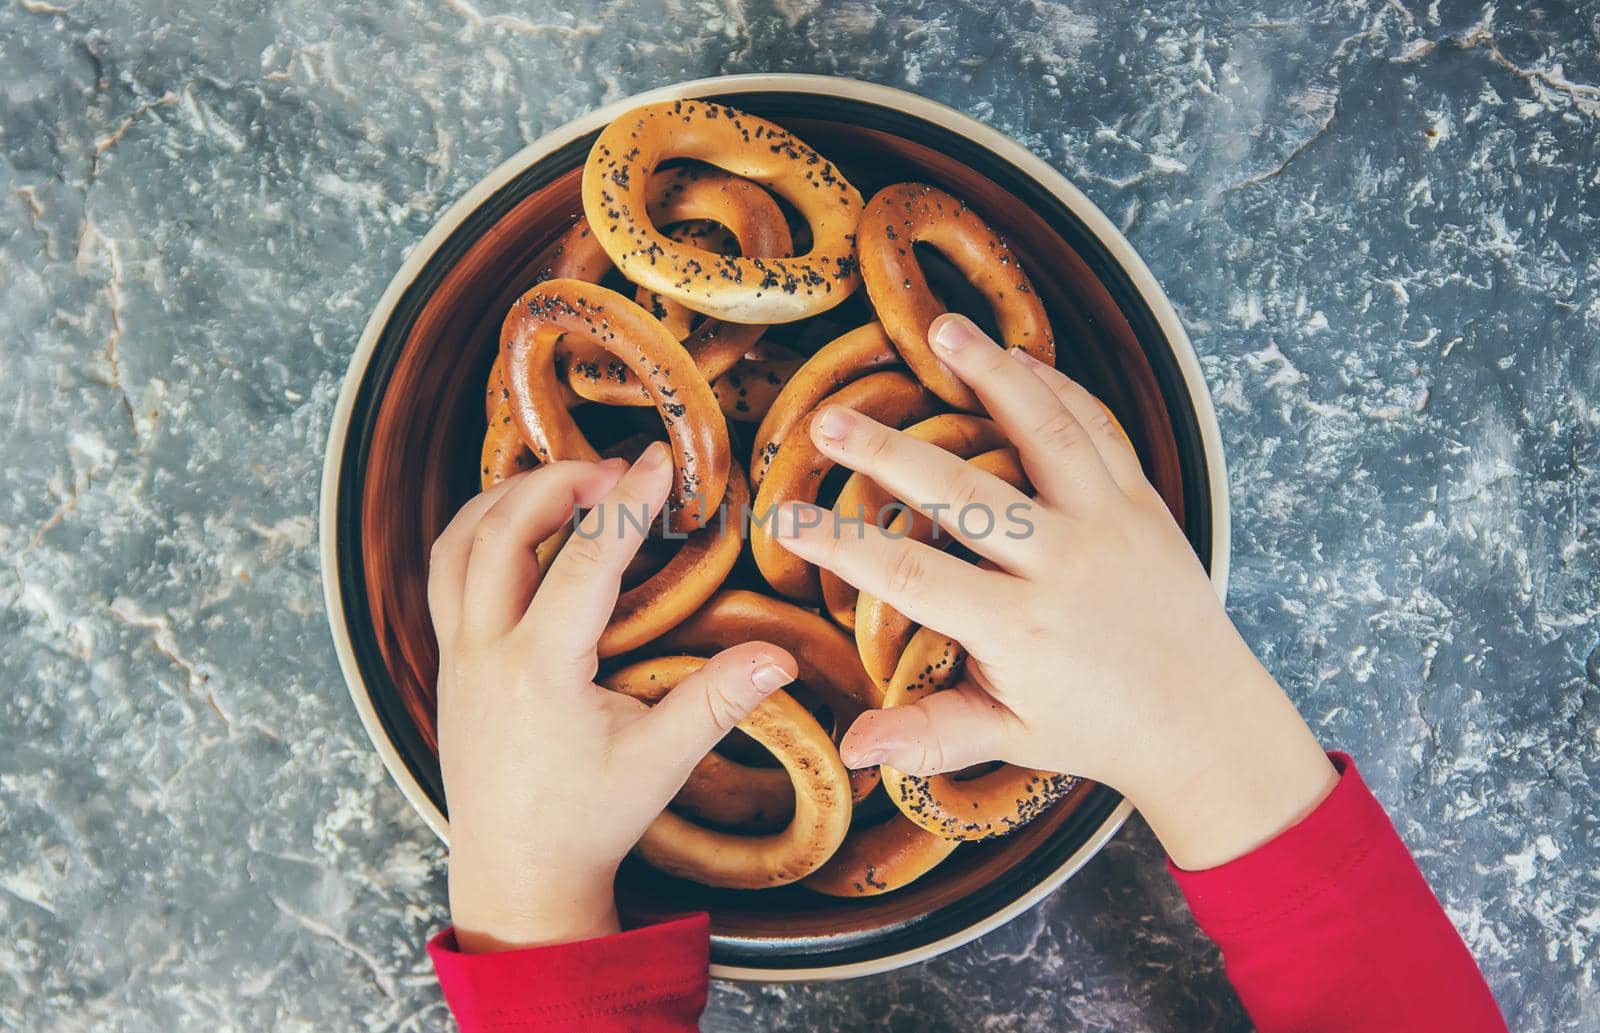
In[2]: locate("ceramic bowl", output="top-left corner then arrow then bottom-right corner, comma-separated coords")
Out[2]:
319,74 -> 1229,981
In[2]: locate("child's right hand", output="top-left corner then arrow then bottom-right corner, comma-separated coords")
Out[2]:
774,314 -> 1337,870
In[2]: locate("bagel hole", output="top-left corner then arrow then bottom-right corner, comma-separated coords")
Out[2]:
915,242 -> 1002,342
849,781 -> 899,826
619,538 -> 673,590
949,761 -> 1005,782
713,727 -> 780,767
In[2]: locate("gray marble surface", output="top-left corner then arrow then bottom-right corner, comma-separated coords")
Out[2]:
3,0 -> 1597,1029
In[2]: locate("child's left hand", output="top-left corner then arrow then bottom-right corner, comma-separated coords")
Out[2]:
426,444 -> 797,953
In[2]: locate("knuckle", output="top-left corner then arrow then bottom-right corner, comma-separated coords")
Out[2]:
885,546 -> 925,597
1033,409 -> 1087,450
702,682 -> 747,735
470,514 -> 509,550
945,470 -> 987,515
1087,407 -> 1124,446
558,531 -> 610,571
913,733 -> 946,776
860,423 -> 894,465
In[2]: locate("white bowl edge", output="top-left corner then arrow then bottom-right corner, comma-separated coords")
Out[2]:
317,73 -> 1232,982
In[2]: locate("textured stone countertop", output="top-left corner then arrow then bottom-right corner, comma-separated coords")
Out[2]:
3,0 -> 1597,1029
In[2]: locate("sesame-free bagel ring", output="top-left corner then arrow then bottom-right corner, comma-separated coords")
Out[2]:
803,809 -> 959,897
582,99 -> 864,324
602,655 -> 795,834
605,656 -> 852,889
598,458 -> 749,658
749,322 -> 900,489
660,589 -> 885,804
501,278 -> 730,532
858,182 -> 1054,411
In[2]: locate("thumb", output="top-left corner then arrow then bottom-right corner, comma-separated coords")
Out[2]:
631,642 -> 797,777
839,682 -> 1017,775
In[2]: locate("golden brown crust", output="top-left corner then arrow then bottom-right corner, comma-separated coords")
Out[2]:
748,322 -> 901,488
479,401 -> 536,490
660,589 -> 883,805
750,371 -> 937,602
607,655 -> 851,889
500,278 -> 730,532
567,166 -> 793,406
878,627 -> 1077,841
602,656 -> 794,833
636,221 -> 728,340
803,810 -> 959,897
713,342 -> 804,424
660,590 -> 881,713
582,100 -> 864,324
598,460 -> 749,657
858,182 -> 1054,411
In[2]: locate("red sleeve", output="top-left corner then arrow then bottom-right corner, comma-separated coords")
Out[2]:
1170,752 -> 1506,1032
427,913 -> 708,1032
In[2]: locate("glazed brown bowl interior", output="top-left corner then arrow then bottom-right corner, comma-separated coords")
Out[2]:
336,90 -> 1213,973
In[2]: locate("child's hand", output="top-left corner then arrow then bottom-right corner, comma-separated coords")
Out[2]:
775,315 -> 1335,870
427,444 -> 797,952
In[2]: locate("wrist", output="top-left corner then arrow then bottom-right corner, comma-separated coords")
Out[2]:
448,846 -> 621,953
1128,653 -> 1337,871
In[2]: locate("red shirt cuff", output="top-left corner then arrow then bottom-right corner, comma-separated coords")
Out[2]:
428,913 -> 709,1032
1168,751 -> 1506,1032
1169,751 -> 1378,933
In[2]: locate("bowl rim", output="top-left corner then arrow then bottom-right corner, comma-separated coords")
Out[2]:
318,72 -> 1231,982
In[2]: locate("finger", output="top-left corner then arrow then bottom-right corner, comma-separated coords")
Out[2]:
807,405 -> 1036,570
1011,350 -> 1147,494
458,459 -> 629,640
839,681 -> 1019,774
772,501 -> 1013,642
625,642 -> 797,780
523,442 -> 673,652
427,474 -> 524,649
928,313 -> 1115,507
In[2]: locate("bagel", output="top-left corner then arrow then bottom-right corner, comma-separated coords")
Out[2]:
598,459 -> 749,657
750,371 -> 937,602
636,222 -> 728,340
855,447 -> 1029,687
602,655 -> 793,833
660,589 -> 883,803
820,413 -> 1007,628
712,342 -> 805,424
582,100 -> 864,323
749,322 -> 900,488
566,166 -> 792,406
878,626 -> 1078,841
479,402 -> 536,490
803,809 -> 958,897
500,278 -> 730,532
607,656 -> 852,888
858,182 -> 1054,411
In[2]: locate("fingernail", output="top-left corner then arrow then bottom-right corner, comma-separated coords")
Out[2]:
751,663 -> 793,693
636,441 -> 669,472
811,406 -> 854,445
1011,347 -> 1044,368
772,503 -> 822,540
930,315 -> 985,356
843,747 -> 889,769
